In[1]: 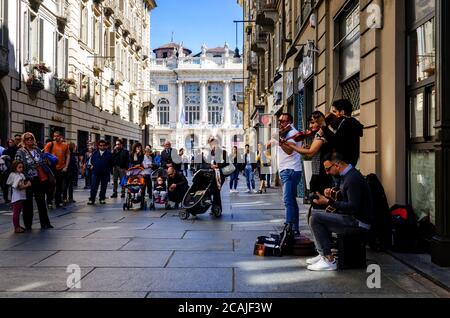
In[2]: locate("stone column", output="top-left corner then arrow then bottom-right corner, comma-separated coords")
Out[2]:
223,80 -> 231,128
200,80 -> 208,125
177,80 -> 184,128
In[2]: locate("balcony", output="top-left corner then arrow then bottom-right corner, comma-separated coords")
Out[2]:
29,0 -> 43,12
250,28 -> 268,55
0,46 -> 9,77
256,0 -> 277,33
93,56 -> 104,77
104,0 -> 114,15
246,51 -> 257,73
114,9 -> 124,27
54,78 -> 70,104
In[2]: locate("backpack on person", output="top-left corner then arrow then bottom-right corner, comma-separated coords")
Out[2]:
365,174 -> 392,251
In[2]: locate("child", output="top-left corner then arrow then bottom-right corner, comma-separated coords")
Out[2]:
153,176 -> 167,204
6,161 -> 32,233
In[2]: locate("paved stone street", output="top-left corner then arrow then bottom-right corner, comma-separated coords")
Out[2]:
0,179 -> 449,298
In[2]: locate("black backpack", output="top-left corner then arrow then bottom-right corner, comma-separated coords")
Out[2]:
365,174 -> 392,251
390,204 -> 419,252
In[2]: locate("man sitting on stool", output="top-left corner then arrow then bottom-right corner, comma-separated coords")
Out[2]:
306,152 -> 374,271
167,166 -> 189,209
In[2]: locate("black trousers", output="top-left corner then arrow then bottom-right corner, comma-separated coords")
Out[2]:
90,174 -> 109,201
211,176 -> 226,210
23,177 -> 51,228
47,169 -> 66,205
168,186 -> 188,204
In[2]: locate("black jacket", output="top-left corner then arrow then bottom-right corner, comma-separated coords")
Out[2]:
334,117 -> 364,167
168,172 -> 189,192
112,148 -> 130,169
129,153 -> 144,167
330,167 -> 374,225
161,148 -> 180,169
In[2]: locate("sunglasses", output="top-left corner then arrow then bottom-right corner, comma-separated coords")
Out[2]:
324,164 -> 334,172
24,137 -> 34,141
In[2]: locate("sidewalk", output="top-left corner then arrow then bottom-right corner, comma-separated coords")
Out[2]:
0,180 -> 448,298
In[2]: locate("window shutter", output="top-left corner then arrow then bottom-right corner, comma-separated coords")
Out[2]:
54,31 -> 58,77
23,11 -> 29,63
64,38 -> 68,78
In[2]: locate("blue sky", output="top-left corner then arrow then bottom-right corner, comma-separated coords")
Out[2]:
151,0 -> 243,54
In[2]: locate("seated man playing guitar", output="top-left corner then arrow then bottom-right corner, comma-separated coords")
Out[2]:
306,152 -> 374,271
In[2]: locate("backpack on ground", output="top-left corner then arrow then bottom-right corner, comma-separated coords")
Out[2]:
390,204 -> 419,253
365,174 -> 392,251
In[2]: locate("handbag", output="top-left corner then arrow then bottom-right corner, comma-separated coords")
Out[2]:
36,164 -> 49,182
221,163 -> 236,176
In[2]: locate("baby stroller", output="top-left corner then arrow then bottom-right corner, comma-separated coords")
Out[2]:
149,167 -> 171,210
123,166 -> 147,211
180,169 -> 222,220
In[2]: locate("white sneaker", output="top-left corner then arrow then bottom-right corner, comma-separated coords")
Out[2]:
230,190 -> 234,193
234,190 -> 239,193
306,255 -> 322,265
253,190 -> 258,194
245,190 -> 251,193
307,257 -> 337,271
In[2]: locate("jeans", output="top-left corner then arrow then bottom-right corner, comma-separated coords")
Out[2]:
309,211 -> 363,257
244,166 -> 255,190
229,169 -> 239,190
280,169 -> 302,233
266,173 -> 271,187
90,174 -> 109,202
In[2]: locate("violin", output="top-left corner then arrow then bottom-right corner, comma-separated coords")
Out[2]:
280,128 -> 319,143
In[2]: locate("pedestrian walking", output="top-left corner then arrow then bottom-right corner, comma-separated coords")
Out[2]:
229,146 -> 242,193
111,139 -> 129,198
87,140 -> 113,205
6,161 -> 32,233
243,144 -> 257,194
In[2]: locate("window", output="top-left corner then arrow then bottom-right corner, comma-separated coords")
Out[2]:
157,98 -> 170,125
336,1 -> 360,111
24,121 -> 44,146
0,0 -> 6,46
406,0 -> 436,224
159,84 -> 168,92
207,83 -> 223,125
80,4 -> 88,44
185,83 -> 201,125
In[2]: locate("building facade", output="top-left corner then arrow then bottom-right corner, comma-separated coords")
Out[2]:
239,0 -> 450,267
0,0 -> 156,151
149,42 -> 244,154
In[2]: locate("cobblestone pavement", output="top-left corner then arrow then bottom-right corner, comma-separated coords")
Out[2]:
0,178 -> 448,298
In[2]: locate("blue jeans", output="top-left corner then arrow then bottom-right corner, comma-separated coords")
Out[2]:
280,169 -> 302,232
244,166 -> 255,190
90,174 -> 110,202
229,169 -> 239,190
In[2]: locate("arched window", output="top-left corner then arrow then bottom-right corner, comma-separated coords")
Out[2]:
157,98 -> 170,125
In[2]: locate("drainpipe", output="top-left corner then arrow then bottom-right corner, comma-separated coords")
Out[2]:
14,0 -> 22,91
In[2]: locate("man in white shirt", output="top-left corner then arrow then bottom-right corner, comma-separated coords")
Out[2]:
268,113 -> 303,235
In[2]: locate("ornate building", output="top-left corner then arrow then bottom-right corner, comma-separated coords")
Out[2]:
149,42 -> 244,154
0,0 -> 156,150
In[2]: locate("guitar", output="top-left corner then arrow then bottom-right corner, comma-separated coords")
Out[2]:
325,188 -> 343,213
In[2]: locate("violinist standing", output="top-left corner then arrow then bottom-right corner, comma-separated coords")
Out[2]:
267,113 -> 303,236
282,111 -> 333,210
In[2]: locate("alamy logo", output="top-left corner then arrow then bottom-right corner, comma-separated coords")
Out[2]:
66,264 -> 81,289
366,264 -> 381,289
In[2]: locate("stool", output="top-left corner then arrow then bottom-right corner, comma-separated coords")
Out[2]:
336,232 -> 367,270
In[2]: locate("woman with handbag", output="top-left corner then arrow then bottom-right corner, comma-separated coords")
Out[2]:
15,132 -> 53,230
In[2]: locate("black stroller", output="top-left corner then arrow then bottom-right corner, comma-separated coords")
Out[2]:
180,169 -> 222,220
149,167 -> 171,210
